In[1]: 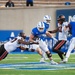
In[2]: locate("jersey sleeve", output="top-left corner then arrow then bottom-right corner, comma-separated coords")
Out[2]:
31,28 -> 36,36
16,36 -> 22,40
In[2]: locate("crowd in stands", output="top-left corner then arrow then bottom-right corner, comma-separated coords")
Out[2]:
0,0 -> 75,8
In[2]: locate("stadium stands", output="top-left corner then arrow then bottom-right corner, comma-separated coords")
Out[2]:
0,0 -> 75,7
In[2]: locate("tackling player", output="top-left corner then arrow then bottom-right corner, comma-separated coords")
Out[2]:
0,32 -> 38,61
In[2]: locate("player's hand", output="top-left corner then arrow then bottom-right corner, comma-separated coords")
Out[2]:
33,42 -> 39,44
48,31 -> 52,33
30,41 -> 39,44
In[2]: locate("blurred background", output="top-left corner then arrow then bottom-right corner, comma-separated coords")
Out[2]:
0,0 -> 75,53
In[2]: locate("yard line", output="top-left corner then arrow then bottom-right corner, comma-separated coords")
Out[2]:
7,57 -> 28,59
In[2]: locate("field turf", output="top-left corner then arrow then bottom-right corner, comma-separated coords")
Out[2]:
0,53 -> 75,75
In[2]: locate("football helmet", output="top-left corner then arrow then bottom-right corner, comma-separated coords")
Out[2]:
37,22 -> 45,32
57,14 -> 65,22
19,32 -> 26,39
43,15 -> 51,24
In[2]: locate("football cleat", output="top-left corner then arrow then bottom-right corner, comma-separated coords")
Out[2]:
40,58 -> 46,63
50,60 -> 58,65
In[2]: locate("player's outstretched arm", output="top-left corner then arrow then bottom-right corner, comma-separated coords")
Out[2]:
18,39 -> 39,45
46,31 -> 57,41
48,28 -> 59,33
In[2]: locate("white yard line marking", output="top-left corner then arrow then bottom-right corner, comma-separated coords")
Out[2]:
0,62 -> 75,70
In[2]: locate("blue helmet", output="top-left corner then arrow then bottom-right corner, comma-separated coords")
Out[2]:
43,15 -> 51,24
37,22 -> 45,32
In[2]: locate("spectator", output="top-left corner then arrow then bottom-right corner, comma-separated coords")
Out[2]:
26,0 -> 33,6
65,2 -> 71,5
5,0 -> 15,7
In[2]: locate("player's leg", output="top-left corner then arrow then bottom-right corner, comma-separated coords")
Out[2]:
39,39 -> 49,61
52,40 -> 66,61
37,47 -> 47,63
39,40 -> 58,64
0,45 -> 8,60
42,50 -> 48,60
63,38 -> 75,63
29,44 -> 46,62
40,50 -> 49,62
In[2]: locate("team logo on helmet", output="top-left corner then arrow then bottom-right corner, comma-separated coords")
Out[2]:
37,22 -> 45,32
43,15 -> 51,24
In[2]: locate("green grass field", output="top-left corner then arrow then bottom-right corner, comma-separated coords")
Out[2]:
0,53 -> 75,75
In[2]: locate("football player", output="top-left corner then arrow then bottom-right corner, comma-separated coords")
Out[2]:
49,14 -> 70,63
40,15 -> 51,61
0,32 -> 38,61
40,15 -> 57,61
62,15 -> 75,63
29,21 -> 58,65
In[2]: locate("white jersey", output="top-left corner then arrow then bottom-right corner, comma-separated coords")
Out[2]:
4,36 -> 22,53
58,22 -> 69,41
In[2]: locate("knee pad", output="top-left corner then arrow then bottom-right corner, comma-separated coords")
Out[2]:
46,52 -> 52,58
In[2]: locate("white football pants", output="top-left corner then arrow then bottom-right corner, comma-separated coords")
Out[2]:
66,37 -> 75,58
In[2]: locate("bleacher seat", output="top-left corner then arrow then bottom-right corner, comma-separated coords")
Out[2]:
0,0 -> 75,8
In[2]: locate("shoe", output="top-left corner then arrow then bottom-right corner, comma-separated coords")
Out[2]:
63,58 -> 68,63
59,58 -> 68,64
44,57 -> 49,60
59,60 -> 65,64
63,52 -> 66,56
50,60 -> 58,65
40,58 -> 46,63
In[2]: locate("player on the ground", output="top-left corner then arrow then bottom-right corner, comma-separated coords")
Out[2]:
29,21 -> 58,65
62,15 -> 75,63
0,32 -> 38,61
49,14 -> 70,62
